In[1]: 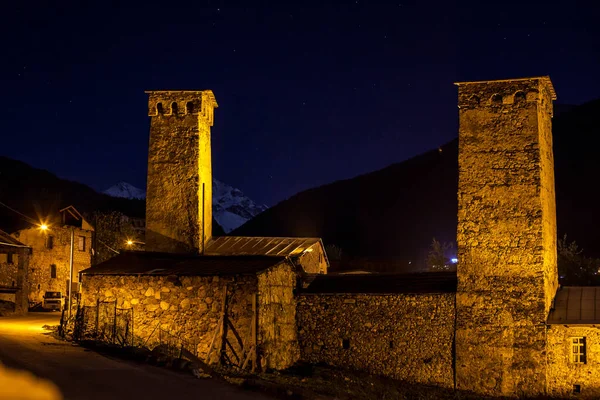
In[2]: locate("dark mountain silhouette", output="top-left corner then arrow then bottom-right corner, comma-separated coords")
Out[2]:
233,99 -> 600,268
0,157 -> 225,236
0,157 -> 146,231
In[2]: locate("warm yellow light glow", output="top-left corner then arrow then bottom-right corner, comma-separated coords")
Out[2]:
39,224 -> 48,231
126,240 -> 133,246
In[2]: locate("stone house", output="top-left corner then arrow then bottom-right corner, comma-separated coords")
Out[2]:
0,229 -> 30,313
81,79 -> 600,397
14,206 -> 94,303
81,90 -> 328,371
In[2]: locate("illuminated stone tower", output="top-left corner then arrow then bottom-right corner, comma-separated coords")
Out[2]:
455,77 -> 557,396
145,90 -> 217,254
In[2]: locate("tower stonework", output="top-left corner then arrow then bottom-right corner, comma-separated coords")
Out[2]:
145,90 -> 217,254
455,77 -> 557,396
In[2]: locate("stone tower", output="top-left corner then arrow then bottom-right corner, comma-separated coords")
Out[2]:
145,90 -> 218,254
455,77 -> 557,396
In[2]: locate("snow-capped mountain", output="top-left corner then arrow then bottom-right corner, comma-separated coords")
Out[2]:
104,182 -> 146,200
103,179 -> 268,233
212,179 -> 268,233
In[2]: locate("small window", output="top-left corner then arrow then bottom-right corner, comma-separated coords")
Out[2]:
37,284 -> 41,290
50,264 -> 57,279
78,236 -> 86,252
514,91 -> 526,103
342,338 -> 350,350
389,340 -> 394,349
573,384 -> 581,394
171,102 -> 178,115
46,235 -> 54,249
491,94 -> 503,105
571,337 -> 587,364
6,253 -> 13,264
156,102 -> 164,114
186,101 -> 194,114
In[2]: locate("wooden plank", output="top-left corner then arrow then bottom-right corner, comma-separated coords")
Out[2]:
241,345 -> 254,370
225,338 -> 240,364
205,286 -> 228,363
227,318 -> 245,351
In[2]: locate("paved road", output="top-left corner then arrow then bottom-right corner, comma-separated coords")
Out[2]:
0,312 -> 271,400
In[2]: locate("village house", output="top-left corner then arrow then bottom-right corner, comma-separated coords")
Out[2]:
0,229 -> 30,314
14,206 -> 94,305
80,78 -> 600,398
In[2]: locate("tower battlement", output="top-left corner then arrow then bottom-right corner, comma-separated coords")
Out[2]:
145,90 -> 218,126
145,89 -> 217,254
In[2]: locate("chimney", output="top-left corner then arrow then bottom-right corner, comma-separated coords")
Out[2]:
144,90 -> 217,254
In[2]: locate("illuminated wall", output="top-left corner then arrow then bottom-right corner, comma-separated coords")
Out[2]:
455,77 -> 558,396
145,91 -> 217,254
297,292 -> 455,387
547,326 -> 600,398
14,226 -> 92,303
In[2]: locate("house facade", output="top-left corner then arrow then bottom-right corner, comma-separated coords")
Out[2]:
14,206 -> 94,304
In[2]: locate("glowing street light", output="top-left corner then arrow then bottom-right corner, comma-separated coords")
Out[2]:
39,223 -> 48,231
126,240 -> 134,246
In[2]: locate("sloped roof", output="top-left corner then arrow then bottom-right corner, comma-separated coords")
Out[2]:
548,286 -> 600,324
302,271 -> 457,294
205,236 -> 322,257
0,229 -> 29,249
81,251 -> 287,276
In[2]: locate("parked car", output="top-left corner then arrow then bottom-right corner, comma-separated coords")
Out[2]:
42,291 -> 64,311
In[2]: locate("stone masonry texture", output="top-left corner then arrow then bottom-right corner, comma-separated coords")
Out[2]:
82,273 -> 257,361
257,263 -> 301,370
145,91 -> 217,254
455,77 -> 558,397
15,226 -> 92,303
81,263 -> 300,370
547,326 -> 600,398
297,293 -> 455,387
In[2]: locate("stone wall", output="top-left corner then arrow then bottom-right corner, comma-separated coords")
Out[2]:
257,263 -> 300,370
81,272 -> 256,361
14,227 -> 92,303
297,293 -> 455,387
547,325 -> 600,398
145,90 -> 217,254
455,77 -> 557,396
0,254 -> 19,288
296,243 -> 328,275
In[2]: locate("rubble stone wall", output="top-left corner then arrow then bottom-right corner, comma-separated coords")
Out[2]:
15,227 -> 92,303
257,263 -> 300,370
547,325 -> 600,399
455,78 -> 557,397
81,273 -> 257,361
0,254 -> 18,288
145,91 -> 217,254
297,293 -> 455,387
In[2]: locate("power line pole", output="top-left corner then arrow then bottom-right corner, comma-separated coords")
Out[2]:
68,226 -> 74,318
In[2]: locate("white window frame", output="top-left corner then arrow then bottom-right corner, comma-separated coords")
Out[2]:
571,337 -> 587,364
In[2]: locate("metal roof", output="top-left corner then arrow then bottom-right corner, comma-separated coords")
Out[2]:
81,251 -> 288,276
205,236 -> 322,257
548,286 -> 600,325
302,271 -> 457,294
0,229 -> 29,249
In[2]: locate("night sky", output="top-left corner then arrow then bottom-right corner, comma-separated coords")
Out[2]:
2,1 -> 599,207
